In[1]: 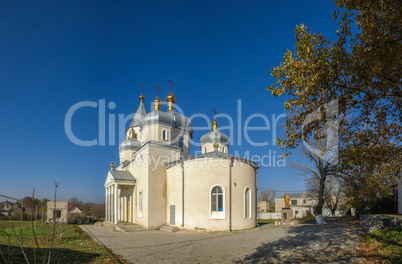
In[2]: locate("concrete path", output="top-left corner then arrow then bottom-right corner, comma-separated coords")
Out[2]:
81,221 -> 364,263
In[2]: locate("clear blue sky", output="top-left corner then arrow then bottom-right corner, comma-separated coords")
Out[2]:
0,0 -> 339,203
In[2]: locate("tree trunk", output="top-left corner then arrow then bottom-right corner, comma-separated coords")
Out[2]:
316,172 -> 326,215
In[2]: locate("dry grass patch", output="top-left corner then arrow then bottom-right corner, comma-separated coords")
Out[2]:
361,228 -> 402,264
0,220 -> 131,264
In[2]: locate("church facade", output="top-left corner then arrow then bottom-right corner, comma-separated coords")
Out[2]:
104,91 -> 259,230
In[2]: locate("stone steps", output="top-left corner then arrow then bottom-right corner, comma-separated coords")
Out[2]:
159,225 -> 180,232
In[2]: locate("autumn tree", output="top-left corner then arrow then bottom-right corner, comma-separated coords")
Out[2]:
259,190 -> 276,204
306,175 -> 344,217
290,124 -> 340,217
268,0 -> 401,209
268,0 -> 401,172
68,197 -> 83,209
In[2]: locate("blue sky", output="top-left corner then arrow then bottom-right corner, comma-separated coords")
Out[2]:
0,0 -> 339,203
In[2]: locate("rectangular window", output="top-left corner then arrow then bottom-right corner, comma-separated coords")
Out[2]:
291,200 -> 297,206
53,210 -> 61,218
303,199 -> 306,204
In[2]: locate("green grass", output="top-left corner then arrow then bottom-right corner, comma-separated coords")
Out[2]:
363,228 -> 402,263
0,220 -> 130,263
258,219 -> 277,224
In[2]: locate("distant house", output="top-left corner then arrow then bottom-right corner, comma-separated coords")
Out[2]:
47,201 -> 68,223
0,200 -> 13,211
68,205 -> 82,214
275,193 -> 314,211
275,193 -> 315,218
257,201 -> 270,213
275,192 -> 345,217
0,200 -> 13,217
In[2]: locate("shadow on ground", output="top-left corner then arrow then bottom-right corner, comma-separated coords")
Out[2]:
236,221 -> 364,263
0,245 -> 103,264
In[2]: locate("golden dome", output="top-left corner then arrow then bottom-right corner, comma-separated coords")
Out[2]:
166,91 -> 176,102
128,127 -> 136,139
110,161 -> 115,170
139,93 -> 145,102
166,91 -> 176,111
211,117 -> 218,131
153,95 -> 162,111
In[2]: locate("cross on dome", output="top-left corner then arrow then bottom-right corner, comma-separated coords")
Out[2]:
154,84 -> 162,95
167,79 -> 175,91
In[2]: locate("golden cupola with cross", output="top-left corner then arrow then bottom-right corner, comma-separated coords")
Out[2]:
119,127 -> 141,163
200,114 -> 229,154
141,83 -> 193,158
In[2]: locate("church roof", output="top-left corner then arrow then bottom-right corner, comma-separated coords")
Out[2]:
200,130 -> 229,145
129,101 -> 147,128
144,110 -> 193,136
109,170 -> 136,181
165,152 -> 259,170
277,193 -> 310,199
119,138 -> 141,152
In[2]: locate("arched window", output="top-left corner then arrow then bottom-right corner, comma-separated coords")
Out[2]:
245,188 -> 252,219
162,130 -> 168,141
204,147 -> 207,154
138,190 -> 143,218
210,185 -> 225,219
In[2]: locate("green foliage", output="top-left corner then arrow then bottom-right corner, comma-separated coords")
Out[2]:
364,227 -> 402,263
268,0 -> 401,215
268,0 -> 401,170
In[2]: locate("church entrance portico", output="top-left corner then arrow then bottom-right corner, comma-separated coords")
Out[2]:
105,169 -> 136,225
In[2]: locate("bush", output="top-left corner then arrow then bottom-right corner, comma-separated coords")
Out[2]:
67,213 -> 86,224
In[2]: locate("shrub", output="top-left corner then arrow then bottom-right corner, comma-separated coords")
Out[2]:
68,213 -> 86,224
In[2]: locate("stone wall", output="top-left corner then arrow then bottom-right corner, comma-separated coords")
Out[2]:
360,214 -> 402,231
258,212 -> 281,220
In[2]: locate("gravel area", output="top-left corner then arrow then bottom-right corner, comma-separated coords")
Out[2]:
81,221 -> 364,263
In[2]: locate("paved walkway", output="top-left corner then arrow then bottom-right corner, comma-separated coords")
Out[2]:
81,221 -> 364,263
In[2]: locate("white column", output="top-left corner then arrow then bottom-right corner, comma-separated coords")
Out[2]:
106,187 -> 110,222
108,187 -> 111,222
107,187 -> 110,222
109,186 -> 113,222
114,183 -> 118,224
105,187 -> 108,222
111,185 -> 114,223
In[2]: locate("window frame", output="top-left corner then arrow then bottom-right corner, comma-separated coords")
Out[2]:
178,136 -> 184,152
209,185 -> 225,220
138,190 -> 143,218
53,210 -> 61,219
162,129 -> 168,141
244,187 -> 252,219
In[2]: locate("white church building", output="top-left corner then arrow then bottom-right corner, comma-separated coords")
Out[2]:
104,90 -> 259,230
